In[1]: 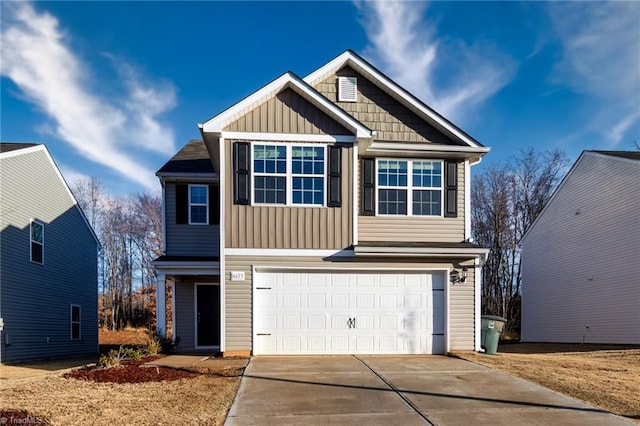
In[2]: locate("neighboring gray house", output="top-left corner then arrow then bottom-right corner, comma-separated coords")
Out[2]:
521,151 -> 640,345
154,51 -> 490,356
0,143 -> 100,363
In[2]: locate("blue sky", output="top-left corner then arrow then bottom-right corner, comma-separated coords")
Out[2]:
2,1 -> 639,195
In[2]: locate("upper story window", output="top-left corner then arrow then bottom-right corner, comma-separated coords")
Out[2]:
30,220 -> 44,264
189,184 -> 209,224
252,143 -> 326,206
377,159 -> 443,216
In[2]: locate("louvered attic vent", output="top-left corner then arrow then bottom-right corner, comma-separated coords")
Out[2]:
338,76 -> 357,102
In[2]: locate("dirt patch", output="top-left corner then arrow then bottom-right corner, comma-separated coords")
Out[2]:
64,356 -> 198,384
452,343 -> 640,423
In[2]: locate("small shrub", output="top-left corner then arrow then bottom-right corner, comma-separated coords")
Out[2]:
145,339 -> 161,356
146,327 -> 180,354
121,347 -> 143,361
98,349 -> 122,368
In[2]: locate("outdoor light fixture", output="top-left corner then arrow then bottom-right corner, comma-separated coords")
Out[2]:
450,267 -> 468,284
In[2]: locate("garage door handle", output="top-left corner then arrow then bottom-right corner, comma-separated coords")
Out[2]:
347,317 -> 356,329
257,333 -> 271,336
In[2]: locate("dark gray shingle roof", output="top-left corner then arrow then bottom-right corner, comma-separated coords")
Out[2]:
157,139 -> 214,174
590,150 -> 640,160
0,143 -> 40,153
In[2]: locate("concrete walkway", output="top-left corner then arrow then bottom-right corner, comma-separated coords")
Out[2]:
225,355 -> 633,426
143,354 -> 248,372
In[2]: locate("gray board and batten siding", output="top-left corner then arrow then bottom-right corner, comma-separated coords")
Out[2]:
1,146 -> 98,363
165,182 -> 220,257
521,152 -> 640,344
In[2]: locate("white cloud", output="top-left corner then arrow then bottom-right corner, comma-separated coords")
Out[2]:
0,2 -> 176,190
356,1 -> 516,124
548,1 -> 640,145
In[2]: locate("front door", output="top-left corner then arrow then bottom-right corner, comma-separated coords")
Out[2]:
196,284 -> 220,347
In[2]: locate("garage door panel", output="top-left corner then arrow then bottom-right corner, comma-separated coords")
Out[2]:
254,271 -> 446,355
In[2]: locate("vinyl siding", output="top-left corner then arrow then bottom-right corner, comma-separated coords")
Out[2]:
165,183 -> 219,256
224,88 -> 351,135
225,140 -> 354,249
224,255 -> 476,352
313,66 -> 458,144
521,153 -> 640,344
0,149 -> 98,362
359,159 -> 466,242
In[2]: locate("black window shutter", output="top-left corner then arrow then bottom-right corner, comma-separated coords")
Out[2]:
209,185 -> 220,224
361,158 -> 375,216
175,184 -> 188,224
233,142 -> 250,205
327,145 -> 342,207
444,160 -> 457,218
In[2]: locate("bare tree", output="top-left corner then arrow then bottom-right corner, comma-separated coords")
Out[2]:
472,148 -> 568,335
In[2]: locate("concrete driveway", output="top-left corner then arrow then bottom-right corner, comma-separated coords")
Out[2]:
225,355 -> 632,425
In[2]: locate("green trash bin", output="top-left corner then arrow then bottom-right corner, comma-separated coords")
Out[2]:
481,315 -> 507,355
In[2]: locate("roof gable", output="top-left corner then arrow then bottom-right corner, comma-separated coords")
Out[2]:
200,72 -> 372,139
304,50 -> 485,149
0,144 -> 100,246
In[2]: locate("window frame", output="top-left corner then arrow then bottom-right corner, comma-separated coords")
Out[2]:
375,158 -> 444,217
188,184 -> 209,225
251,142 -> 327,207
30,220 -> 44,264
70,304 -> 81,340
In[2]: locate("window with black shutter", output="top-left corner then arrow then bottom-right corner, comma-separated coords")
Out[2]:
327,145 -> 342,207
444,160 -> 458,218
233,142 -> 251,205
361,158 -> 375,216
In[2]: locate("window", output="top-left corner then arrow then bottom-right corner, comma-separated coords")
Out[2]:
376,159 -> 443,216
252,144 -> 325,206
30,220 -> 44,264
189,185 -> 208,224
71,305 -> 81,340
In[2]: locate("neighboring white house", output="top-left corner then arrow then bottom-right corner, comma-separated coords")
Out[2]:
521,151 -> 640,344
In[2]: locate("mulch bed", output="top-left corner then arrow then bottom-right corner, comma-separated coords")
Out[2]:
64,356 -> 198,384
0,410 -> 50,425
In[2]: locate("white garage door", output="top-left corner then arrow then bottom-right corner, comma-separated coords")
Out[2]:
253,271 -> 445,355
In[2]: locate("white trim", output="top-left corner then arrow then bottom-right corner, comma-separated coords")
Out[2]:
445,270 -> 451,353
70,304 -> 81,341
375,158 -> 444,217
367,141 -> 490,156
200,72 -> 371,139
354,245 -> 489,261
1,144 -> 100,246
464,160 -> 471,240
352,141 -> 359,246
188,184 -> 209,225
156,272 -> 166,336
222,131 -> 355,144
225,248 -> 354,257
474,258 -> 482,352
304,51 -> 485,149
219,136 -> 226,352
194,282 -> 222,349
254,265 -> 449,273
30,219 -> 44,265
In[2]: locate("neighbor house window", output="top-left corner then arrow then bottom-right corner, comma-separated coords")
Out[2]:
71,305 -> 81,340
189,184 -> 208,224
252,144 -> 325,206
30,220 -> 44,264
377,159 -> 443,216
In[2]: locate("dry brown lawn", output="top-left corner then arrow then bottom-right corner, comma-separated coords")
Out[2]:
1,371 -> 240,425
99,327 -> 152,346
452,343 -> 640,423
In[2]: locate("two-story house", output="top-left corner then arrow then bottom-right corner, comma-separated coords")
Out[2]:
154,51 -> 489,356
1,143 -> 99,363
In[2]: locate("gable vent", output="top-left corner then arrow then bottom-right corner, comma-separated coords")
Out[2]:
338,76 -> 357,102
